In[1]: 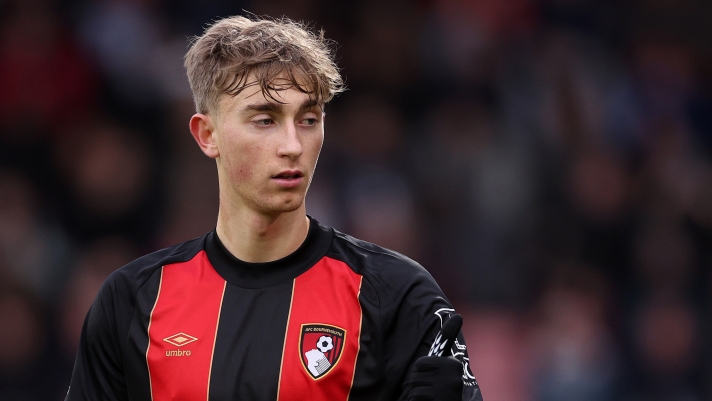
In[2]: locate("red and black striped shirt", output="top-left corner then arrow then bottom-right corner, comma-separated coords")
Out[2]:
66,217 -> 482,401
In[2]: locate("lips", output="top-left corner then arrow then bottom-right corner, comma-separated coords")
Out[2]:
272,170 -> 304,179
271,170 -> 305,188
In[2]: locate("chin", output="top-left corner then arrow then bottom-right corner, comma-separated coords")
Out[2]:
261,196 -> 304,214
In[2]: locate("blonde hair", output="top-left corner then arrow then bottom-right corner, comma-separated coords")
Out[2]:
184,15 -> 345,114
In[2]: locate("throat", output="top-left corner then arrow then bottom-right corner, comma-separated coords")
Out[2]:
215,211 -> 310,263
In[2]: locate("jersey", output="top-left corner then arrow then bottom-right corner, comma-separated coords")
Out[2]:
65,216 -> 483,401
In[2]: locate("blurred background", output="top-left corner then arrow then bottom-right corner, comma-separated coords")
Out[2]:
1,0 -> 711,399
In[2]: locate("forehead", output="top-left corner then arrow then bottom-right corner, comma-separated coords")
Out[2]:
219,79 -> 319,114
221,67 -> 319,107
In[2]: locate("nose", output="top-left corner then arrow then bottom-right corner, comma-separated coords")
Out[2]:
277,121 -> 303,159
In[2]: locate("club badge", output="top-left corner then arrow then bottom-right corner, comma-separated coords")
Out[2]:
299,323 -> 346,379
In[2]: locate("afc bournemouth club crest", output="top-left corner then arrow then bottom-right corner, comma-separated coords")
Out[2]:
299,323 -> 346,379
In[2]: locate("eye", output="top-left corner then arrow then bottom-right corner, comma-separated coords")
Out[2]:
301,118 -> 318,126
254,118 -> 274,127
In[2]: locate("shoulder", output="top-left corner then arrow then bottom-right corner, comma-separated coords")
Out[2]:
326,229 -> 445,308
100,234 -> 208,300
328,229 -> 424,274
88,234 -> 209,337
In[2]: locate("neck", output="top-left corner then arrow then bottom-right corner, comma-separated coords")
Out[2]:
215,205 -> 310,263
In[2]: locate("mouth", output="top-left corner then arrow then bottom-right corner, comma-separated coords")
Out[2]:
271,170 -> 305,188
272,170 -> 304,179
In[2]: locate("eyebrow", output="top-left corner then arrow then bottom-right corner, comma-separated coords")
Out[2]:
240,98 -> 320,114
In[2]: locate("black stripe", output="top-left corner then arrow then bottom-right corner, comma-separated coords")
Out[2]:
208,282 -> 294,400
125,267 -> 163,401
346,279 -> 382,400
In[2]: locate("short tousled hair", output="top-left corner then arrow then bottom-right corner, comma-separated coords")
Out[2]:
184,15 -> 345,114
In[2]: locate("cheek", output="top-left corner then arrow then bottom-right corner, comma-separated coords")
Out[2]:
231,161 -> 253,183
223,143 -> 261,184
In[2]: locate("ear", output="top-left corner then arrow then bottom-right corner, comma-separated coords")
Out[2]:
189,113 -> 219,159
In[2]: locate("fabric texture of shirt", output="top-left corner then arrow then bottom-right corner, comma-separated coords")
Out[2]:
65,217 -> 483,401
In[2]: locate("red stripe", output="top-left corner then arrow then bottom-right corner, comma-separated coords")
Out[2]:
278,257 -> 363,401
146,251 -> 226,401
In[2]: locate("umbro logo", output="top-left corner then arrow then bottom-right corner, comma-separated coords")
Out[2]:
163,332 -> 198,347
163,332 -> 197,357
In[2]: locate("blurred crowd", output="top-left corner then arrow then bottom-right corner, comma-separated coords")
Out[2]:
1,0 -> 711,400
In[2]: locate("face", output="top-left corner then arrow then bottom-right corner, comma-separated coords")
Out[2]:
191,79 -> 324,217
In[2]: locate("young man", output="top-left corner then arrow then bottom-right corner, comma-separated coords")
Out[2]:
65,16 -> 482,401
